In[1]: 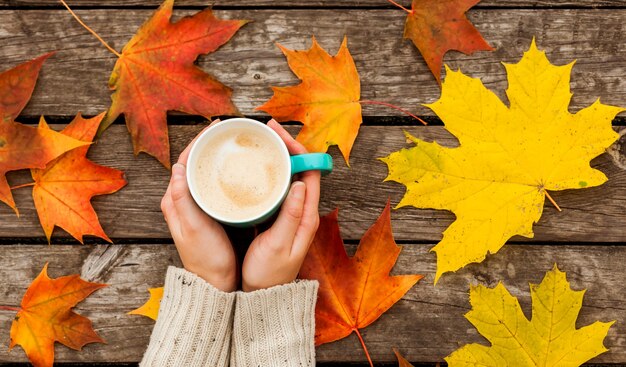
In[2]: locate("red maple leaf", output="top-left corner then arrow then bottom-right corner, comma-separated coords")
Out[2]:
101,0 -> 247,167
393,0 -> 493,82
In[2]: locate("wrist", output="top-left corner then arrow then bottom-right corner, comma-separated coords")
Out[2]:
187,266 -> 237,292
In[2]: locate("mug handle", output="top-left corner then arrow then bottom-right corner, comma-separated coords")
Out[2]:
290,153 -> 333,176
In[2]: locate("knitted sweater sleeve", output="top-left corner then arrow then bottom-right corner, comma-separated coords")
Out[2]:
230,280 -> 319,367
140,266 -> 236,367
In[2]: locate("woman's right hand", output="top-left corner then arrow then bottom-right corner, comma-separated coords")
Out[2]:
241,120 -> 321,292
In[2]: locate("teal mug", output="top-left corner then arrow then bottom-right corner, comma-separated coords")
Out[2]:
186,118 -> 332,227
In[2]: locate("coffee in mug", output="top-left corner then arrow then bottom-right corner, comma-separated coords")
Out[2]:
187,118 -> 333,227
193,127 -> 289,222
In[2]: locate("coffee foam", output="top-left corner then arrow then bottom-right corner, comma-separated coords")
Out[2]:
193,127 -> 288,221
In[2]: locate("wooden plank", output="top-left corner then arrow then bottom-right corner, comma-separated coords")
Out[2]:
1,9 -> 626,117
2,0 -> 626,8
3,125 -> 626,242
0,243 -> 625,363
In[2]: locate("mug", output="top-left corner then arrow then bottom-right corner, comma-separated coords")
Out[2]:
186,118 -> 333,227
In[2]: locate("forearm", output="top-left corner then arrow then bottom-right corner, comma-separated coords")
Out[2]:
140,266 -> 236,367
230,280 -> 319,367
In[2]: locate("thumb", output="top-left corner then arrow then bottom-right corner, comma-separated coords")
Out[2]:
171,163 -> 206,225
269,181 -> 306,246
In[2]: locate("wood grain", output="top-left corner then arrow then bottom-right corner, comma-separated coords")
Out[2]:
1,9 -> 626,117
2,125 -> 625,242
0,243 -> 624,363
2,0 -> 626,8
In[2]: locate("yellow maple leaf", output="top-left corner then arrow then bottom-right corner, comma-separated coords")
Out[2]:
381,39 -> 622,282
446,265 -> 613,366
128,287 -> 163,321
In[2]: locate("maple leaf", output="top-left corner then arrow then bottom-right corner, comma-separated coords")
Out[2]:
0,53 -> 89,214
396,0 -> 493,82
100,0 -> 247,168
31,113 -> 127,243
446,265 -> 613,366
394,348 -> 414,367
8,263 -> 106,367
257,37 -> 362,164
128,287 -> 163,321
381,39 -> 622,283
299,202 -> 422,364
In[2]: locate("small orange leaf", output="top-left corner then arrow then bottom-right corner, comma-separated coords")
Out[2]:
257,36 -> 362,164
394,348 -> 414,367
8,264 -> 106,367
0,53 -> 89,214
299,201 -> 422,359
102,0 -> 247,168
31,113 -> 127,243
400,0 -> 493,82
128,287 -> 163,321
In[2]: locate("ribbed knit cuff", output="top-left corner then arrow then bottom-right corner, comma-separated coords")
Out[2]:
140,266 -> 236,367
231,280 -> 319,367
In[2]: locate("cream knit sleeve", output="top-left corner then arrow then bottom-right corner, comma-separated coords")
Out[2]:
140,266 -> 236,367
230,280 -> 319,367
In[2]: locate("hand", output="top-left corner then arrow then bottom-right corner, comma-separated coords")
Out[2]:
160,120 -> 237,292
242,120 -> 321,292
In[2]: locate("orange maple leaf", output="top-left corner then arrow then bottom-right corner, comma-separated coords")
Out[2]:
128,287 -> 164,321
299,202 -> 422,365
257,37 -> 363,164
0,53 -> 89,214
395,0 -> 493,82
31,113 -> 127,243
8,264 -> 106,367
394,348 -> 414,367
100,0 -> 247,168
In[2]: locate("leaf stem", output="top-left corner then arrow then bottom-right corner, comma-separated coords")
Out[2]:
353,328 -> 374,367
360,100 -> 427,125
387,0 -> 412,13
0,305 -> 20,312
10,182 -> 35,190
543,190 -> 562,212
59,0 -> 121,57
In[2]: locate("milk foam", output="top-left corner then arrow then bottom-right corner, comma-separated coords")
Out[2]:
194,128 -> 288,221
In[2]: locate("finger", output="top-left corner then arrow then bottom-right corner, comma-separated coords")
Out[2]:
291,169 -> 321,259
267,119 -> 308,155
177,119 -> 221,165
170,163 -> 207,231
161,180 -> 181,239
268,181 -> 307,251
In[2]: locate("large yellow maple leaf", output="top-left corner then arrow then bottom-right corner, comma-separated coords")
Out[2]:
446,265 -> 613,366
381,39 -> 622,282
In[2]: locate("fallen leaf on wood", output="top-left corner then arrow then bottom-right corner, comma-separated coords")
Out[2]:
257,37 -> 362,164
8,264 -> 106,367
299,201 -> 422,365
394,348 -> 414,366
101,0 -> 247,168
446,265 -> 613,366
0,53 -> 89,214
31,113 -> 127,243
128,287 -> 163,321
381,39 -> 622,282
393,0 -> 493,82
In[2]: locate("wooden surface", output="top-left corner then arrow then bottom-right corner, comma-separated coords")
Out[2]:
1,244 -> 626,363
2,0 -> 626,8
2,9 -> 626,118
2,125 -> 626,243
1,0 -> 626,365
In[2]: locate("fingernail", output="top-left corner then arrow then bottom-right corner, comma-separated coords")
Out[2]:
172,163 -> 185,178
290,181 -> 305,200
